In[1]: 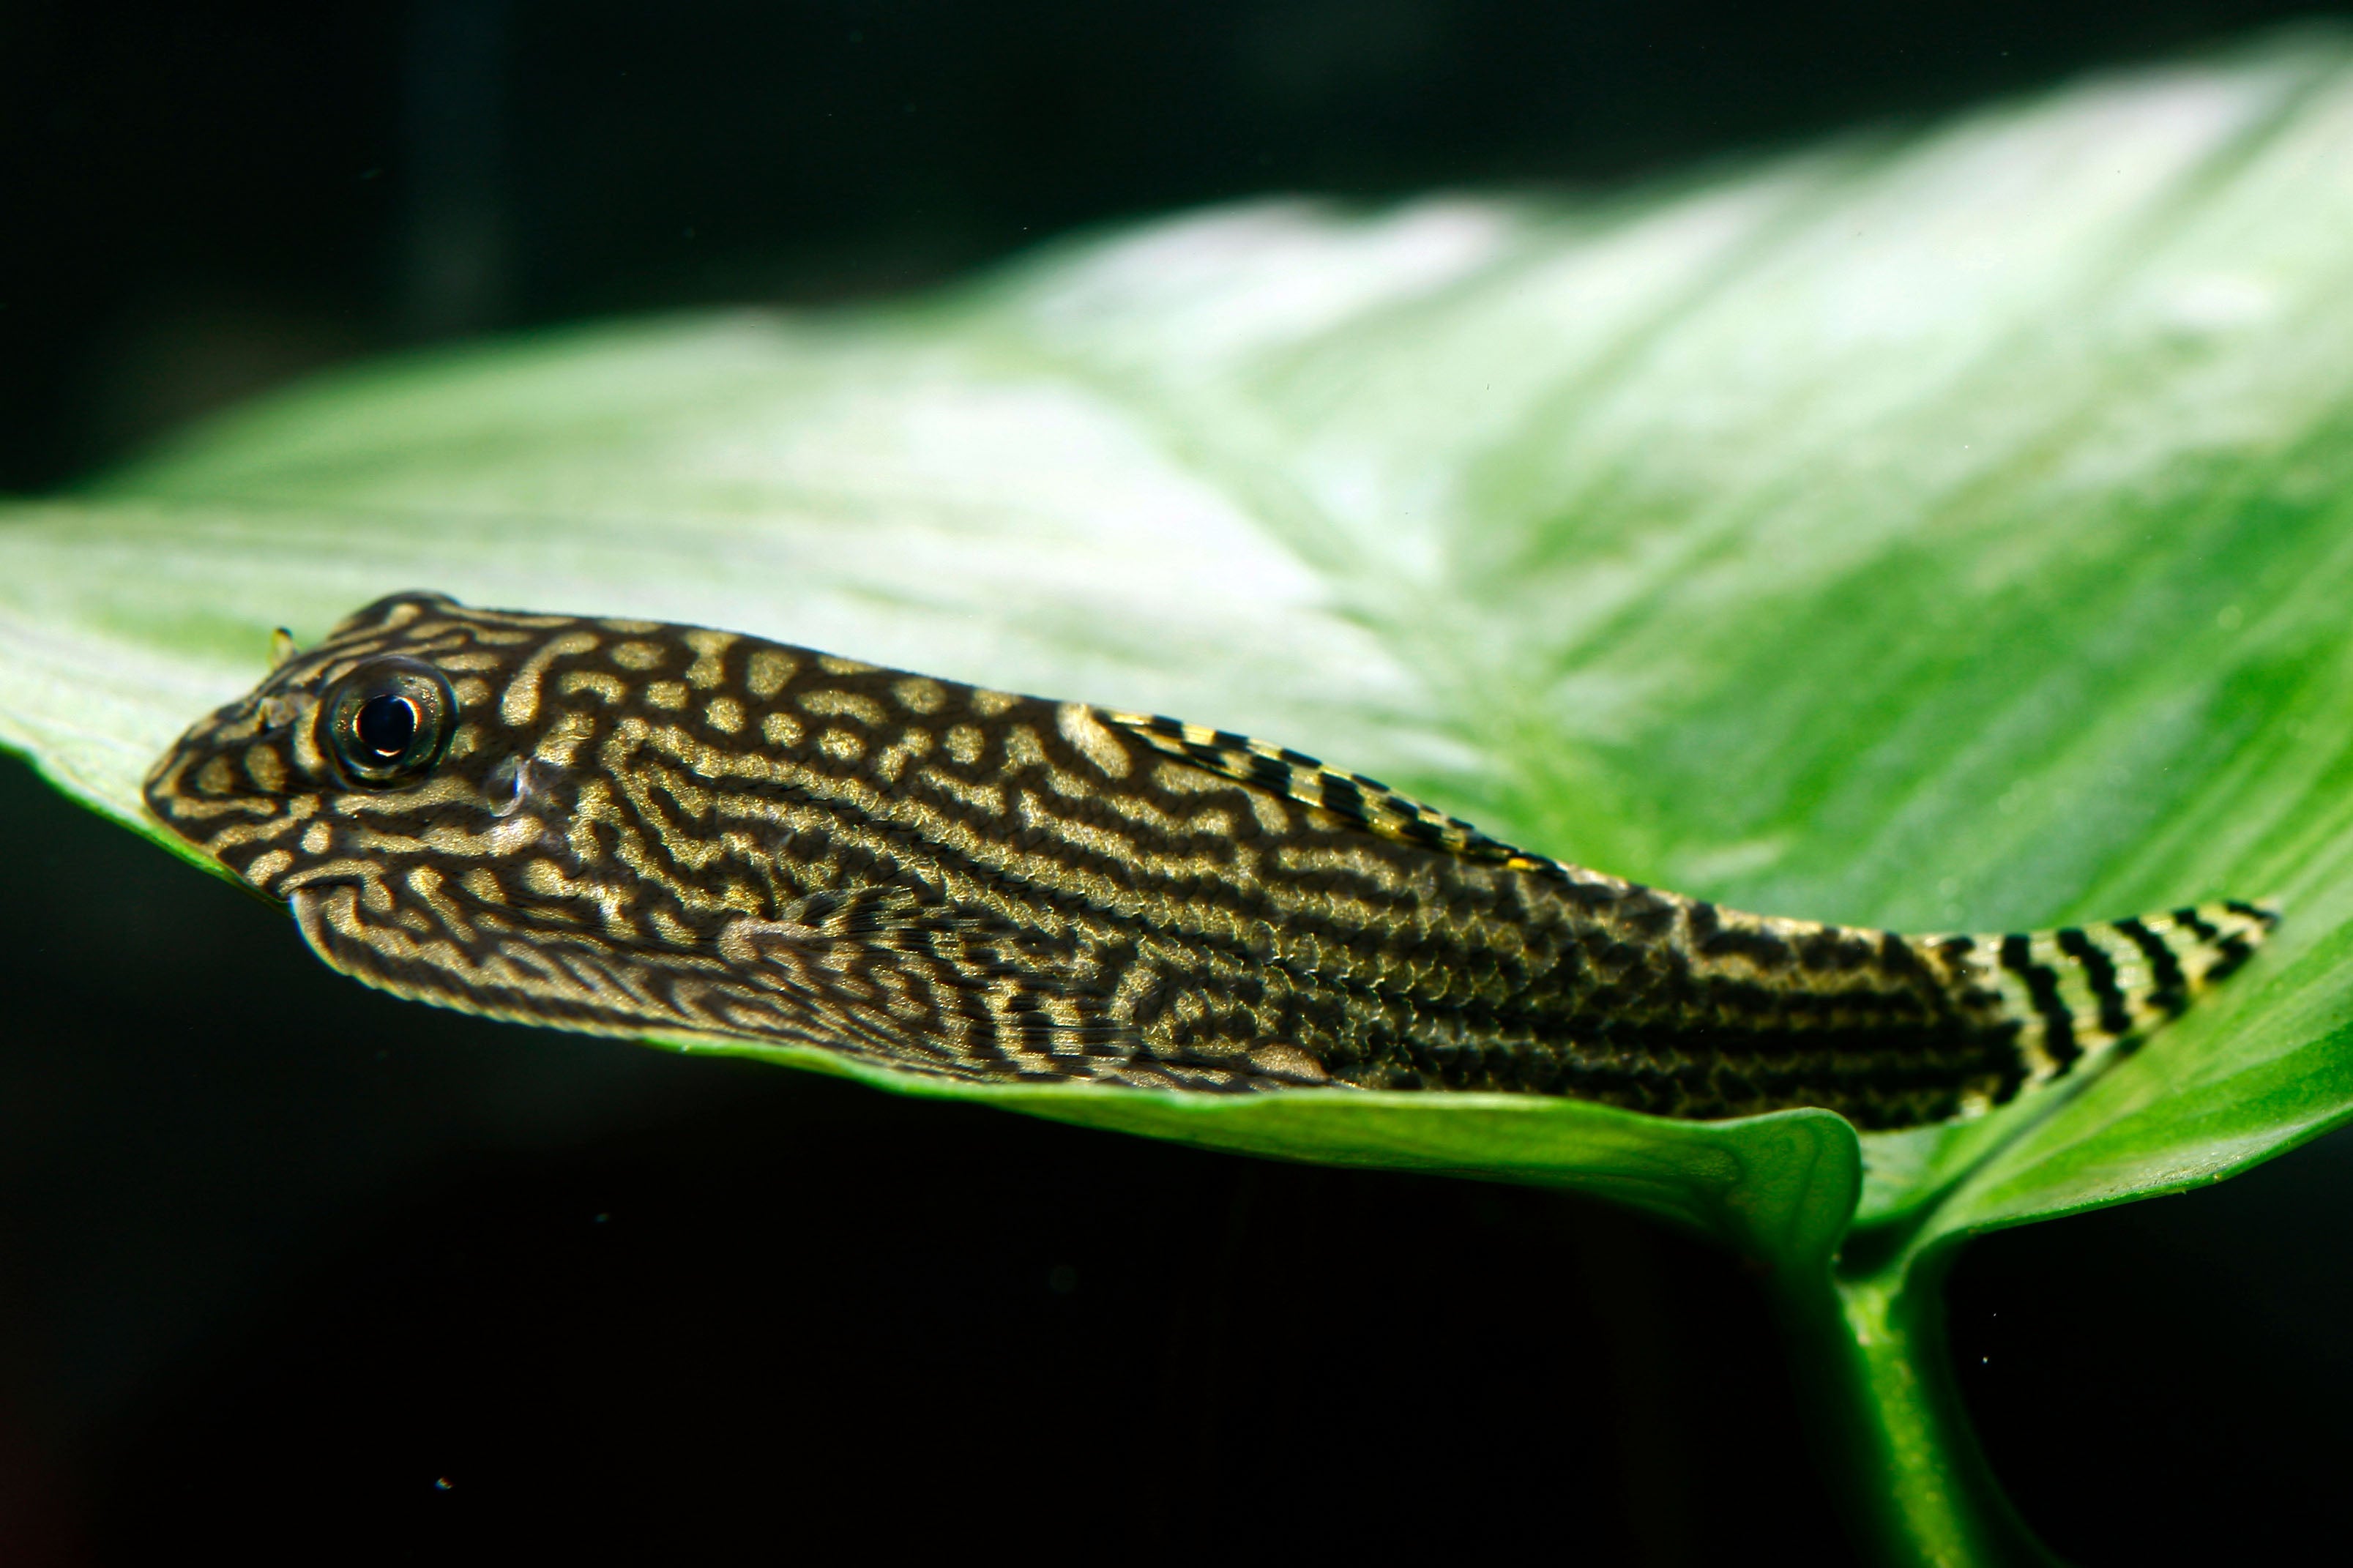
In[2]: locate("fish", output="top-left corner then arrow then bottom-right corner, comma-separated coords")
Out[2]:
142,591 -> 2277,1130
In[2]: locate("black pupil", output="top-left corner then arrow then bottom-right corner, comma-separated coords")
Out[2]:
355,692 -> 419,760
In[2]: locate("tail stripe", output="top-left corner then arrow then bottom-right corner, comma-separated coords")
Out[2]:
2170,905 -> 2259,982
2055,927 -> 2133,1037
2000,933 -> 2081,1069
1958,900 -> 2278,1107
2110,917 -> 2188,1013
2173,906 -> 2221,941
2205,935 -> 2256,982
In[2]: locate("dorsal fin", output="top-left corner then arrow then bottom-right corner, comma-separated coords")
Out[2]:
1101,709 -> 1562,873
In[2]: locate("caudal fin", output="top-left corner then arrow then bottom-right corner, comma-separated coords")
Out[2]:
1940,899 -> 2280,1097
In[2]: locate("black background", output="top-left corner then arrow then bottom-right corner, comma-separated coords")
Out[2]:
5,3 -> 2352,1562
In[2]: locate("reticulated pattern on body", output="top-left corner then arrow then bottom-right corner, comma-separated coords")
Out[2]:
143,591 -> 2278,1130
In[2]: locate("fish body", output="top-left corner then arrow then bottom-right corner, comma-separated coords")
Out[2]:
143,592 -> 2276,1130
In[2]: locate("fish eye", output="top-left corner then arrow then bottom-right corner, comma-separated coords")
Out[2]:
321,657 -> 456,788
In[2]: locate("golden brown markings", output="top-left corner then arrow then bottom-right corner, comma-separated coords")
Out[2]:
452,676 -> 493,708
1245,791 -> 1291,836
893,676 -> 946,714
944,725 -> 984,766
704,696 -> 745,733
604,771 -> 760,915
567,777 -> 620,863
505,895 -> 589,930
816,654 -> 879,676
644,681 -> 686,709
559,669 -> 629,704
642,722 -> 775,785
1010,790 -> 1237,899
761,712 -> 804,747
870,726 -> 935,785
916,766 -> 1007,816
242,744 -> 288,793
466,608 -> 576,630
381,919 -> 579,1007
395,621 -> 467,653
470,628 -> 535,646
682,630 -> 737,689
1092,786 -> 1203,842
398,630 -> 474,661
819,728 -> 866,764
799,688 -> 887,725
717,770 -> 1034,926
600,618 -> 662,635
461,867 -> 507,903
199,815 -> 302,859
1002,725 -> 1048,773
435,651 -> 507,673
745,649 -> 797,698
323,819 -> 435,858
1250,877 -> 1417,952
521,859 -> 642,936
534,710 -> 598,766
301,821 -> 332,854
1268,840 -> 1422,896
1105,955 -> 1166,1015
411,815 -> 548,859
307,635 -> 393,673
197,755 -> 238,795
737,927 -> 833,983
279,857 -> 393,901
329,773 -> 481,814
1186,806 -> 1240,840
502,630 -> 602,728
641,753 -> 721,824
782,758 -> 1258,959
1056,703 -> 1133,780
969,689 -> 1019,718
1239,1042 -> 1322,1082
521,858 -> 590,900
1148,759 -> 1237,800
406,867 -> 478,941
1040,762 -> 1100,802
242,848 -> 294,886
163,791 -> 277,823
713,826 -> 768,873
288,704 -> 329,777
611,641 -> 666,671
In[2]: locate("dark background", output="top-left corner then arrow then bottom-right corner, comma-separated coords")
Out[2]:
5,2 -> 2352,1562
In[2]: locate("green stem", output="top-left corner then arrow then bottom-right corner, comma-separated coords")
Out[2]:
1776,1249 -> 2062,1568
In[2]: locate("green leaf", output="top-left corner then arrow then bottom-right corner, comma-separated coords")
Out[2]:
10,31 -> 2353,1299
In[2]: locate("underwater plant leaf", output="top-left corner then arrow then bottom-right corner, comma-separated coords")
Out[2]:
7,31 -> 2353,1266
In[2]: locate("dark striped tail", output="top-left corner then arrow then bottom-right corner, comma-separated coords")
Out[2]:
1944,900 -> 2280,1100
